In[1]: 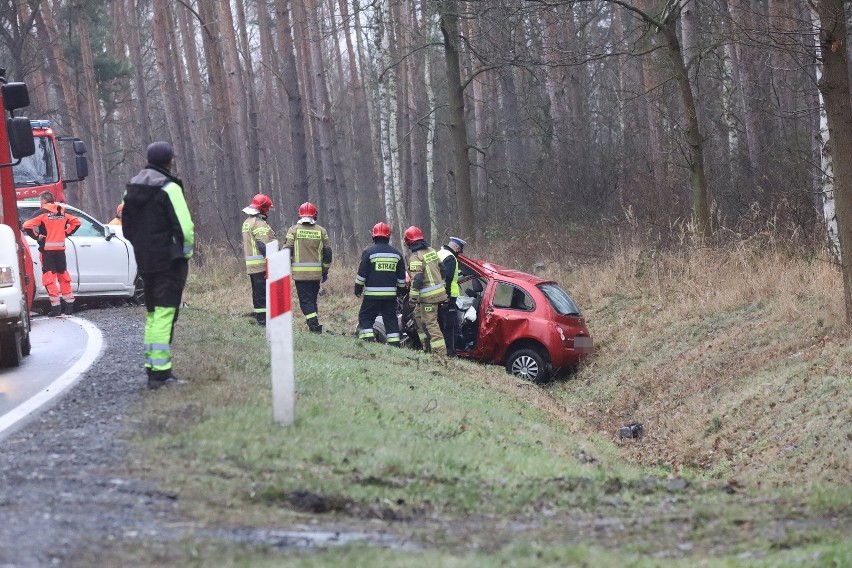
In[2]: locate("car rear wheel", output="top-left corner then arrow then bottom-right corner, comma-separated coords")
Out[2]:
131,276 -> 144,305
505,347 -> 549,383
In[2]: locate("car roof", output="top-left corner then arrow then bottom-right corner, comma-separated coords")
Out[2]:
460,256 -> 554,286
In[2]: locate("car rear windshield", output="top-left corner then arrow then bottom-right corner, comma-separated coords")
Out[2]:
538,283 -> 581,316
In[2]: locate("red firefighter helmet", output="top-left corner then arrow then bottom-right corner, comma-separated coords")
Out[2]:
372,222 -> 391,239
249,193 -> 273,215
403,226 -> 424,245
298,201 -> 318,219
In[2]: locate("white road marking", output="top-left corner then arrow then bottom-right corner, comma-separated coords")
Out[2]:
0,316 -> 104,439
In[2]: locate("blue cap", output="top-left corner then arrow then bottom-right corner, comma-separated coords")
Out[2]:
449,237 -> 467,250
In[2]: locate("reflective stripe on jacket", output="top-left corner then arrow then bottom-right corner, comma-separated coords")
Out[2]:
437,247 -> 460,298
22,203 -> 81,251
242,215 -> 276,275
284,222 -> 332,281
408,246 -> 447,304
355,242 -> 406,297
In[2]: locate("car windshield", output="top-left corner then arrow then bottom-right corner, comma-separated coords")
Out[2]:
12,137 -> 59,187
539,283 -> 581,316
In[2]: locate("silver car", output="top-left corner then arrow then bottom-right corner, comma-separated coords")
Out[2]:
17,201 -> 141,304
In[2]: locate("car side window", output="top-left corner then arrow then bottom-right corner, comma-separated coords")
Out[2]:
70,210 -> 103,238
492,281 -> 533,311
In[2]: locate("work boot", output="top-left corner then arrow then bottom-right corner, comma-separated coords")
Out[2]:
307,318 -> 323,334
147,369 -> 187,390
48,304 -> 62,318
255,314 -> 266,327
62,300 -> 74,316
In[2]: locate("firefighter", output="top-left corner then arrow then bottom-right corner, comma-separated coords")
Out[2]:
123,141 -> 195,390
241,193 -> 276,327
283,202 -> 332,333
22,190 -> 81,317
404,226 -> 447,354
355,222 -> 407,344
437,237 -> 467,356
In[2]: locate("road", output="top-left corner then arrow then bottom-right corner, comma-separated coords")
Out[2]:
0,314 -> 102,439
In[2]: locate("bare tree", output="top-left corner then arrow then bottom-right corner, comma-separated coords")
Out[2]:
814,0 -> 852,322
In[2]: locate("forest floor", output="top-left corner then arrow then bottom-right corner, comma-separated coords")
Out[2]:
0,308 -> 852,568
0,237 -> 850,567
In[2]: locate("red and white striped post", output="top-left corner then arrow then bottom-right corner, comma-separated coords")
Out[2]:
266,242 -> 295,425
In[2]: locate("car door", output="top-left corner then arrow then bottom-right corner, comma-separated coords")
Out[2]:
475,280 -> 535,362
65,208 -> 133,293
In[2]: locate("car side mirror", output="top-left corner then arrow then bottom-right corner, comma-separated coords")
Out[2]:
105,225 -> 115,241
1,82 -> 30,111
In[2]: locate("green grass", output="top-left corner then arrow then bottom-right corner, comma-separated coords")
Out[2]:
138,307 -> 645,520
97,244 -> 852,566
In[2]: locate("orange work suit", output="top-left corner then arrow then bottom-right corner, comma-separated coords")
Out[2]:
22,203 -> 81,308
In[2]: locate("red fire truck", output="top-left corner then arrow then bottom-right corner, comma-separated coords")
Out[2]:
0,70 -> 37,366
13,119 -> 88,203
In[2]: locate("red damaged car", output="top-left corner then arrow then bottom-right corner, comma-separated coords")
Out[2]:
375,255 -> 594,382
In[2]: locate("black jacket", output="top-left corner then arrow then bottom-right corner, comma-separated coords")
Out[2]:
354,239 -> 407,298
123,165 -> 195,273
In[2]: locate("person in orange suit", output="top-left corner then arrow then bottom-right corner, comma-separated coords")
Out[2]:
22,191 -> 81,316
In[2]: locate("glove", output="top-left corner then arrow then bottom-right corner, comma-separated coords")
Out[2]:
322,274 -> 328,283
354,284 -> 362,298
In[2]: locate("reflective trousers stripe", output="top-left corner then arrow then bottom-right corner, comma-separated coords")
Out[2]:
144,307 -> 176,371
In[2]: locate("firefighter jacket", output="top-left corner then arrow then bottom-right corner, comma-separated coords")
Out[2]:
123,165 -> 195,273
22,203 -> 81,251
437,246 -> 461,298
407,241 -> 447,304
354,240 -> 407,297
284,221 -> 332,281
242,214 -> 277,275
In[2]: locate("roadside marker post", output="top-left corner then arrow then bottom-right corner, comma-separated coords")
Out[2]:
266,242 -> 295,425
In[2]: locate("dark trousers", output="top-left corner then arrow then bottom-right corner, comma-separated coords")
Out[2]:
249,272 -> 266,324
358,296 -> 400,344
295,279 -> 321,326
439,300 -> 460,355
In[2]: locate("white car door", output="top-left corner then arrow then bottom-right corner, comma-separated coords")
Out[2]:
66,209 -> 134,293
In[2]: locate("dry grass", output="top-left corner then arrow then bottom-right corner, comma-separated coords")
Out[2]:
547,234 -> 851,488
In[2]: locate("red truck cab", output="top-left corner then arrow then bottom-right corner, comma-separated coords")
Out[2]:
13,119 -> 88,203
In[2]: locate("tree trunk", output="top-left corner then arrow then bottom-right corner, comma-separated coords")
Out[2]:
340,0 -> 382,239
438,0 -> 474,240
197,0 -> 243,235
816,0 -> 852,322
126,0 -> 151,145
77,7 -> 107,215
256,0 -> 284,215
176,4 -> 215,237
275,0 -> 310,210
235,0 -> 260,193
377,0 -> 402,237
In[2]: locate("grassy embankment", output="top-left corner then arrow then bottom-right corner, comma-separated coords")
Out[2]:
105,233 -> 850,567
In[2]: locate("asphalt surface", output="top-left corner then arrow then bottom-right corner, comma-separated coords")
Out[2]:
0,306 -> 182,567
0,316 -> 90,424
